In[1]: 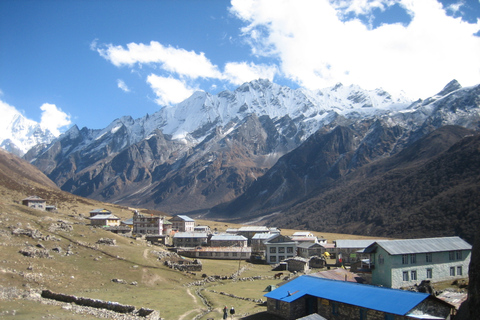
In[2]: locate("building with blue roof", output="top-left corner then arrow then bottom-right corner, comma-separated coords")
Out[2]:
264,275 -> 452,320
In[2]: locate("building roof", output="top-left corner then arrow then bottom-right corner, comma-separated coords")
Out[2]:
238,226 -> 270,232
170,215 -> 195,222
173,232 -> 208,238
335,239 -> 379,249
179,246 -> 252,253
122,218 -> 133,225
252,233 -> 276,240
22,195 -> 45,201
264,275 -> 431,316
365,236 -> 472,255
265,234 -> 296,245
311,268 -> 365,283
296,314 -> 327,320
292,232 -> 314,237
89,208 -> 111,214
297,242 -> 324,249
89,214 -> 119,220
210,234 -> 247,241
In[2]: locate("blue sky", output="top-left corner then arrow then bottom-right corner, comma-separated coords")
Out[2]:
1,0 -> 479,134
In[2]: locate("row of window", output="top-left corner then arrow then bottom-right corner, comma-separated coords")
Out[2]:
402,266 -> 463,281
398,251 -> 463,265
269,247 -> 294,253
269,255 -> 294,263
198,252 -> 247,257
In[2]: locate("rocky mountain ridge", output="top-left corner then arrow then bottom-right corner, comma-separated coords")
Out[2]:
25,80 -> 480,223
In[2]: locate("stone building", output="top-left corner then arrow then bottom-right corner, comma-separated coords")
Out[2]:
89,214 -> 120,227
22,196 -> 46,211
209,234 -> 248,247
364,236 -> 472,288
177,246 -> 252,260
264,275 -> 453,320
169,215 -> 195,232
297,243 -> 325,259
265,234 -> 297,264
133,212 -> 165,235
172,232 -> 208,248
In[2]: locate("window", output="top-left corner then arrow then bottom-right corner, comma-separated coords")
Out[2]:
457,266 -> 463,276
385,314 -> 395,320
449,251 -> 455,261
426,268 -> 432,279
224,252 -> 229,257
402,254 -> 409,264
215,252 -> 221,257
410,254 -> 416,264
456,251 -> 462,260
450,267 -> 455,276
278,247 -> 285,253
241,252 -> 246,257
379,254 -> 384,265
275,300 -> 280,310
287,247 -> 294,253
411,270 -> 417,281
232,252 -> 237,257
270,256 -> 277,263
270,247 -> 277,253
332,302 -> 337,315
279,256 -> 285,261
403,271 -> 409,281
426,253 -> 432,263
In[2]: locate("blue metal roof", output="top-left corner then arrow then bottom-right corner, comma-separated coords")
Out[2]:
264,275 -> 430,316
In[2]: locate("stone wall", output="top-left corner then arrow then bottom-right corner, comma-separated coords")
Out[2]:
41,290 -> 158,318
164,259 -> 202,272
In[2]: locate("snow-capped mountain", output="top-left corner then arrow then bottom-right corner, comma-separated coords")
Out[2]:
27,79 -> 480,216
0,113 -> 56,157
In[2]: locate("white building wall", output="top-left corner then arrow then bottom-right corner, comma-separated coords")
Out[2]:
372,247 -> 471,288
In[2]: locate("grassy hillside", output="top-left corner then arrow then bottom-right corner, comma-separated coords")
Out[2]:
0,150 -> 387,319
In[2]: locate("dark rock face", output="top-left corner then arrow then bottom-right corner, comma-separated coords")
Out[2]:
27,80 -> 480,230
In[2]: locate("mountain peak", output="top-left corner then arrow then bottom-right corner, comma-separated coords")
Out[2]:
436,79 -> 462,97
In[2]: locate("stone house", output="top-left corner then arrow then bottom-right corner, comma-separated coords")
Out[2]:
194,225 -> 211,234
177,246 -> 252,260
334,239 -> 378,265
209,234 -> 248,247
89,214 -> 120,227
89,208 -> 111,217
364,236 -> 472,289
265,234 -> 297,264
297,242 -> 325,259
251,233 -> 277,255
132,212 -> 166,236
169,215 -> 195,232
237,226 -> 270,245
264,275 -> 453,320
285,257 -> 309,273
172,232 -> 208,248
22,196 -> 46,211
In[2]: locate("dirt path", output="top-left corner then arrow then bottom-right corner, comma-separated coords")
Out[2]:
177,288 -> 202,320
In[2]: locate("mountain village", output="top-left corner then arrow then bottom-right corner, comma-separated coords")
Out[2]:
18,194 -> 472,320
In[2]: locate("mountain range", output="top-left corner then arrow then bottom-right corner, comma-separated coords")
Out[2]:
6,79 -> 480,241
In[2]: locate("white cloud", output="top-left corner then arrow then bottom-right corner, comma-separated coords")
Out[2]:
146,74 -> 196,106
230,0 -> 480,99
224,61 -> 277,85
117,79 -> 130,92
0,100 -> 22,139
40,103 -> 71,136
97,41 -> 223,79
